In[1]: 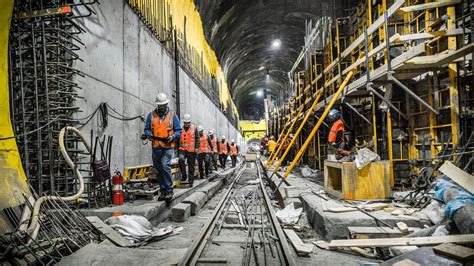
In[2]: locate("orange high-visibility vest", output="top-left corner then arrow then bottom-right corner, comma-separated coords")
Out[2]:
268,140 -> 277,152
198,132 -> 211,154
151,111 -> 174,148
219,141 -> 228,155
230,144 -> 238,156
211,136 -> 218,153
179,124 -> 196,152
328,119 -> 344,143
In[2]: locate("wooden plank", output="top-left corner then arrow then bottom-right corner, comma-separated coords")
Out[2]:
312,240 -> 330,250
322,0 -> 406,75
340,0 -> 405,59
326,207 -> 358,213
395,28 -> 467,42
433,243 -> 474,262
403,43 -> 474,70
328,234 -> 474,248
86,216 -> 135,247
400,0 -> 461,13
439,161 -> 474,194
284,229 -> 314,255
348,226 -> 418,239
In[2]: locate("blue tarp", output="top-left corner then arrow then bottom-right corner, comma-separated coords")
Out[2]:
434,176 -> 474,218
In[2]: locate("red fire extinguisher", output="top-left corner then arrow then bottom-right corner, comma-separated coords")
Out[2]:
112,170 -> 124,205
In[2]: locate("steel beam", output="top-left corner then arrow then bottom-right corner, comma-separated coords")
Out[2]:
391,76 -> 439,115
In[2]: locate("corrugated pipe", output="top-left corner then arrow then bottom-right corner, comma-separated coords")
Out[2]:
23,126 -> 91,237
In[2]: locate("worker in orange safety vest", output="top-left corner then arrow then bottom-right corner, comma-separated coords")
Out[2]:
209,129 -> 219,171
218,136 -> 230,169
229,139 -> 239,168
327,109 -> 350,159
144,93 -> 182,201
178,113 -> 199,187
197,125 -> 213,178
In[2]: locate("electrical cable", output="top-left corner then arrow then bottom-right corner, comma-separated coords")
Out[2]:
1,102 -> 145,141
0,117 -> 60,141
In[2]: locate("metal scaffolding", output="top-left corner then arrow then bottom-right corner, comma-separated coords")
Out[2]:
268,0 -> 474,188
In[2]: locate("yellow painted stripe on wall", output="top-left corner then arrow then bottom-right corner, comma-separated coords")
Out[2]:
0,0 -> 30,211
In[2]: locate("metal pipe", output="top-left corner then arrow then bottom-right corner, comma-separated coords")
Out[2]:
266,106 -> 304,169
284,70 -> 355,178
344,102 -> 372,125
391,76 -> 439,115
271,91 -> 324,175
368,85 -> 408,120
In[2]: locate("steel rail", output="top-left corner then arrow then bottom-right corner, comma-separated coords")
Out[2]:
178,164 -> 247,265
257,161 -> 296,266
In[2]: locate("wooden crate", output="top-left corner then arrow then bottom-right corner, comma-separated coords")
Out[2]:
324,160 -> 391,200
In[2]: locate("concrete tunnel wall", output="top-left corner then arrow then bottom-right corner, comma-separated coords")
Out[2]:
72,1 -> 243,171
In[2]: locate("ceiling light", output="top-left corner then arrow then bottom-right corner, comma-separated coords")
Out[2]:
271,39 -> 281,49
256,90 -> 264,97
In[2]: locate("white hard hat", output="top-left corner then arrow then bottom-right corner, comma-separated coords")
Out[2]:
197,125 -> 203,132
222,135 -> 226,139
209,129 -> 214,135
231,139 -> 235,143
155,93 -> 169,105
182,113 -> 191,123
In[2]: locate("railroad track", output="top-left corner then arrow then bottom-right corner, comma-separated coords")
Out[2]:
179,161 -> 295,265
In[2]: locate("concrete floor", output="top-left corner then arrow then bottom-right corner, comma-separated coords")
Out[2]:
64,163 -> 380,265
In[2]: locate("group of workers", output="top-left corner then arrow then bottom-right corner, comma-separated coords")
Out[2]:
144,93 -> 239,201
144,93 -> 346,202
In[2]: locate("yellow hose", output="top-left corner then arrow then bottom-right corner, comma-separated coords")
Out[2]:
24,126 -> 91,236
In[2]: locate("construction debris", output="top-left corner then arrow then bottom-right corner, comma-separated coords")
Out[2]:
104,215 -> 182,244
275,202 -> 302,225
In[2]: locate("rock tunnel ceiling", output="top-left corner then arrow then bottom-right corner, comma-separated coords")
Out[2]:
197,0 -> 340,120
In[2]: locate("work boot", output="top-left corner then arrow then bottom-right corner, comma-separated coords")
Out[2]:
181,175 -> 187,182
164,191 -> 173,201
157,191 -> 166,201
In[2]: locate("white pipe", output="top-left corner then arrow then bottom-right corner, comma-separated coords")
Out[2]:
24,126 -> 91,236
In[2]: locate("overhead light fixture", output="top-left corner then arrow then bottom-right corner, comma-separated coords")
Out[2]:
256,90 -> 264,97
271,39 -> 281,49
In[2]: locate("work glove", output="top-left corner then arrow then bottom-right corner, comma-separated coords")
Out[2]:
167,136 -> 174,143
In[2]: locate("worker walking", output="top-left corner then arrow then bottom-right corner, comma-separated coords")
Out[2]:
178,114 -> 199,187
209,129 -> 219,171
197,125 -> 213,178
229,139 -> 239,168
144,93 -> 182,201
268,135 -> 277,154
219,136 -> 230,169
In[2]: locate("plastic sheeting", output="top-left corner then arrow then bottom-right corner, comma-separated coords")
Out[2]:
354,148 -> 380,169
275,203 -> 302,225
434,177 -> 474,219
105,215 -> 179,244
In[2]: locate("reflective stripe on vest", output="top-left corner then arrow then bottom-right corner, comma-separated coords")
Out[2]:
328,119 -> 344,143
198,132 -> 211,154
230,144 -> 237,156
211,136 -> 218,153
219,141 -> 228,154
180,124 -> 196,152
151,111 -> 175,148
